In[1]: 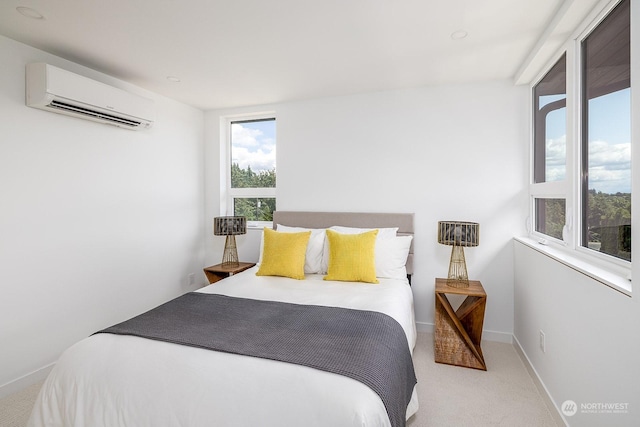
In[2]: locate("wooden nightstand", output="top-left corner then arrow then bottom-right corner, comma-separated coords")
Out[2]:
203,262 -> 256,284
434,278 -> 487,370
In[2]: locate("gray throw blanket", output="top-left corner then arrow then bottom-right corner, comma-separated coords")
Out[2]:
96,292 -> 417,427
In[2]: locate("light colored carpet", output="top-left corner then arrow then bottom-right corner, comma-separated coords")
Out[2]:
407,333 -> 559,427
0,332 -> 559,427
0,381 -> 42,427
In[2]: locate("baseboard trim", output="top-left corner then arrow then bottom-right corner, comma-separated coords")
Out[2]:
0,363 -> 53,399
513,336 -> 567,427
415,321 -> 433,333
415,321 -> 513,343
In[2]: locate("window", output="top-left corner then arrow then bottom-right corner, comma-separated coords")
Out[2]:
535,198 -> 566,240
581,0 -> 631,261
534,54 -> 567,185
530,0 -> 631,270
531,54 -> 567,243
226,116 -> 276,223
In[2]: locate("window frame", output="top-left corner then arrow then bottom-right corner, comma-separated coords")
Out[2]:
528,0 -> 633,291
220,112 -> 277,229
529,49 -> 573,248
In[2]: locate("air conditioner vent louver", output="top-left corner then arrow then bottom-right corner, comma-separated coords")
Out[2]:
49,100 -> 142,127
26,63 -> 154,130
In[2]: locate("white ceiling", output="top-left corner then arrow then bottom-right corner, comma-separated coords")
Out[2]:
0,0 -> 595,110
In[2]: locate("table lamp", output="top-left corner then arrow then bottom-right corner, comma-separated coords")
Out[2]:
214,216 -> 247,267
437,221 -> 479,288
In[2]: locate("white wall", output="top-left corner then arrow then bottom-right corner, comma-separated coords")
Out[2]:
205,81 -> 529,341
511,2 -> 640,425
514,242 -> 640,426
0,35 -> 206,396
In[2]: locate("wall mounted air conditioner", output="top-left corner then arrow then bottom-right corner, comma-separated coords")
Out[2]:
26,63 -> 154,130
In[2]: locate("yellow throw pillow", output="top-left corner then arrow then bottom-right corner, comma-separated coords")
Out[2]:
324,229 -> 379,284
256,228 -> 311,280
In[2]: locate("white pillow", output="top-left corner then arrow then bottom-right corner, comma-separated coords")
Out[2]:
257,228 -> 266,265
275,224 -> 326,274
321,226 -> 399,274
329,226 -> 398,239
375,235 -> 413,280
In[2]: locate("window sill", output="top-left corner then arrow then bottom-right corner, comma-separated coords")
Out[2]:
247,222 -> 272,231
514,236 -> 632,297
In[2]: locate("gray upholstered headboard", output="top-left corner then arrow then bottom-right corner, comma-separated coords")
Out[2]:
272,211 -> 415,277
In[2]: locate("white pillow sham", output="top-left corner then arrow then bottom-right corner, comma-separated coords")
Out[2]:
375,235 -> 413,280
329,226 -> 398,239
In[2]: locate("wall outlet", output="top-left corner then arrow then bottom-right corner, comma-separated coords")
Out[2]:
539,330 -> 546,353
188,273 -> 195,286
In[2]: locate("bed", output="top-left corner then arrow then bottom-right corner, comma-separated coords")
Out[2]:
28,211 -> 417,427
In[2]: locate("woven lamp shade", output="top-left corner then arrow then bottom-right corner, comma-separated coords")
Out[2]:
214,216 -> 247,266
214,216 -> 247,236
437,221 -> 479,288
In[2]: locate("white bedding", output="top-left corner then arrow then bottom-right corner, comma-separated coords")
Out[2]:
28,267 -> 418,427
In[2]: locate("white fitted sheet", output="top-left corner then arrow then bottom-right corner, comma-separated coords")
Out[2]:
28,267 -> 418,427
